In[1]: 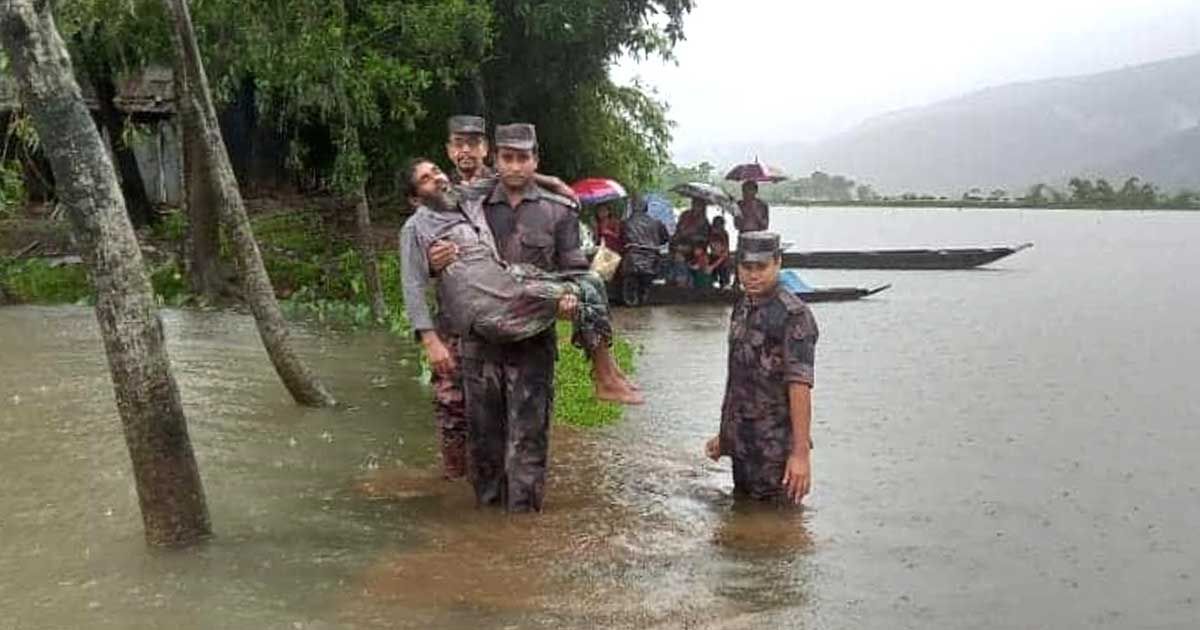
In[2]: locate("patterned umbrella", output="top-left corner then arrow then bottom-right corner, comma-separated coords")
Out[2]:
724,161 -> 788,183
670,181 -> 738,215
570,178 -> 627,205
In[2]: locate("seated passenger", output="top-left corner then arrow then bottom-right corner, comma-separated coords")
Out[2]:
708,216 -> 732,289
665,247 -> 694,288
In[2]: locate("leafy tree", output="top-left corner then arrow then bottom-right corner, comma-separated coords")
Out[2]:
1068,177 -> 1095,203
482,0 -> 694,190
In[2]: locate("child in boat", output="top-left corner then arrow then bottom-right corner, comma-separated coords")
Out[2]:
400,159 -> 642,405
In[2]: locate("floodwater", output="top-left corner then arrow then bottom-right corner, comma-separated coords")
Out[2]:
2,207 -> 1198,629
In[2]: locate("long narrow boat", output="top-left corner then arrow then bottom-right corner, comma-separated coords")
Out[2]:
773,242 -> 1033,269
633,283 -> 891,306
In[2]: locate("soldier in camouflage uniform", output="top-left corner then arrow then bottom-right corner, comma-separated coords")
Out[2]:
423,114 -> 491,480
706,232 -> 819,504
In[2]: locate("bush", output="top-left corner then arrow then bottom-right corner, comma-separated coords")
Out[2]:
0,161 -> 25,218
0,258 -> 91,303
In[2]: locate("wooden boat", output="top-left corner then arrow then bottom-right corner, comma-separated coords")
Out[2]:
773,242 -> 1033,269
623,283 -> 891,306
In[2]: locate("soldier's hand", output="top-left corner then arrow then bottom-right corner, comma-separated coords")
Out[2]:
556,293 -> 579,320
427,240 -> 459,273
423,336 -> 456,376
781,453 -> 811,504
704,436 -> 721,462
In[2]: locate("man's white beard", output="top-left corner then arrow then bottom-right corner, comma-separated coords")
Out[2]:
425,188 -> 461,212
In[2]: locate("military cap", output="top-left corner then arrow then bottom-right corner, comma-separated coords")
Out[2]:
447,115 -> 486,135
494,123 -> 537,151
737,231 -> 782,263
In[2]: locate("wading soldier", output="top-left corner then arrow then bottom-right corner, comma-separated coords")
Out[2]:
417,114 -> 489,480
455,123 -> 587,511
706,232 -> 818,504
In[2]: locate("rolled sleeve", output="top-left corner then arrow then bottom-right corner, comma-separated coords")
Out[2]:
399,223 -> 436,333
783,310 -> 818,386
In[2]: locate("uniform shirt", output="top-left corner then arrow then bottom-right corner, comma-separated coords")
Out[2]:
736,198 -> 770,232
450,165 -> 495,187
482,182 -> 588,272
718,285 -> 819,462
398,198 -> 498,334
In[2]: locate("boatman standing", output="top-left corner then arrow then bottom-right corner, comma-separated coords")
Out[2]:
706,231 -> 818,504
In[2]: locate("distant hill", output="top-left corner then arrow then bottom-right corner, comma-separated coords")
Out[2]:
681,52 -> 1200,195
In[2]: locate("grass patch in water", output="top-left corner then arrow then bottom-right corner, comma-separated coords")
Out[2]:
553,321 -> 637,428
0,257 -> 91,303
0,256 -> 191,307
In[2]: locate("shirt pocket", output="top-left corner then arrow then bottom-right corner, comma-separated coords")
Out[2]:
519,231 -> 556,269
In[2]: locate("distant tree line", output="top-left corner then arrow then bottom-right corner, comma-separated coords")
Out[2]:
1024,176 -> 1198,209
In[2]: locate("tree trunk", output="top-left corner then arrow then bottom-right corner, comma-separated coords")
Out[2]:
92,65 -> 157,227
0,0 -> 211,547
173,49 -> 223,299
353,182 -> 387,323
163,0 -> 335,406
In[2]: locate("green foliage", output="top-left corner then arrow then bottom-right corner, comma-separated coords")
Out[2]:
216,0 -> 492,192
551,322 -> 638,428
0,161 -> 25,215
484,0 -> 693,188
150,209 -> 188,242
149,259 -> 188,305
0,258 -> 92,303
567,79 -> 674,191
1069,175 -> 1162,208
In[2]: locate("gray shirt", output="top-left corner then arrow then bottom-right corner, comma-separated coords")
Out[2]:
399,198 -> 498,334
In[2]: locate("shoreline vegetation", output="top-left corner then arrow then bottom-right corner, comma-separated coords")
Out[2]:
658,163 -> 1200,212
0,206 -> 635,428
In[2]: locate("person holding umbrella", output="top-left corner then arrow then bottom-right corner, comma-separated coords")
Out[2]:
736,181 -> 770,232
725,160 -> 787,232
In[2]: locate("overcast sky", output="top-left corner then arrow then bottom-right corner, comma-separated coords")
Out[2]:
612,0 -> 1200,154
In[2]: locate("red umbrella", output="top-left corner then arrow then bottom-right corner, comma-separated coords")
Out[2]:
570,178 -> 627,205
725,161 -> 788,183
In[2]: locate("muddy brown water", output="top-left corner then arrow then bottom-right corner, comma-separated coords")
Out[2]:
2,208 -> 1198,629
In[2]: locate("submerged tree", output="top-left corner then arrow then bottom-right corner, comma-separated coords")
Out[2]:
163,0 -> 335,406
0,0 -> 210,546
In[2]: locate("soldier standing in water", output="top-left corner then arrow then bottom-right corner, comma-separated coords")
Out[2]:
706,232 -> 818,504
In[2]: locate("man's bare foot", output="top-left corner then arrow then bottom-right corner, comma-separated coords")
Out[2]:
595,368 -> 642,391
595,383 -> 645,405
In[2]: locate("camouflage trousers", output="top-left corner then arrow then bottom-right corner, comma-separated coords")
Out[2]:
472,266 -> 613,354
731,457 -> 788,502
430,331 -> 467,479
461,332 -> 556,512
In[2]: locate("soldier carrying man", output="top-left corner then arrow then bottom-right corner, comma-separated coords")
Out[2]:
425,115 -> 580,480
